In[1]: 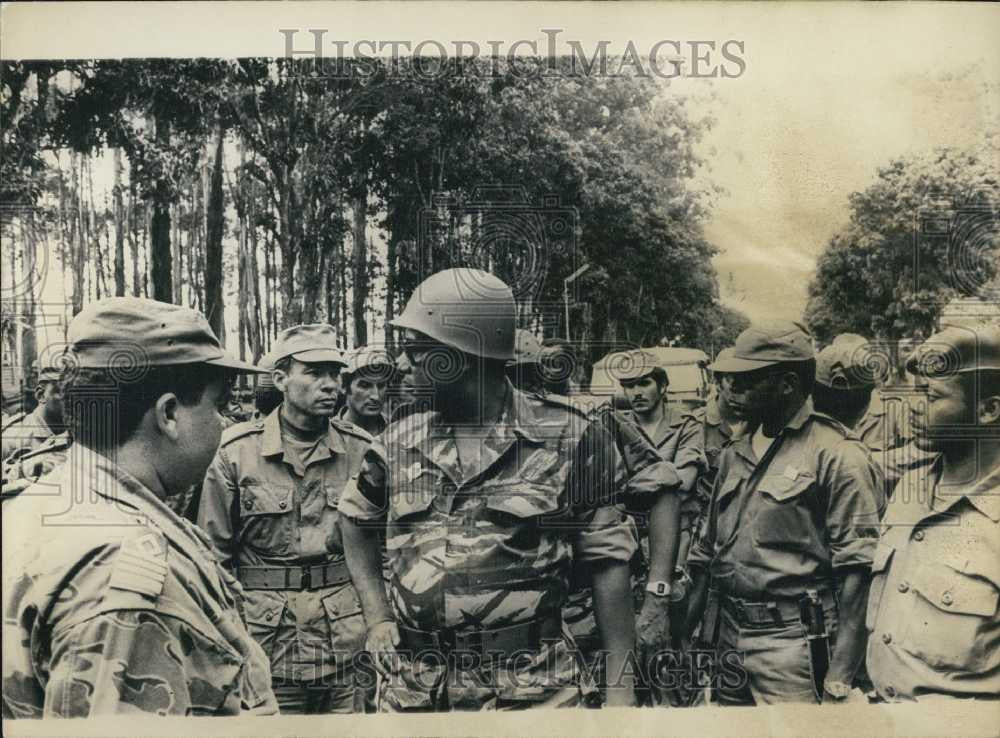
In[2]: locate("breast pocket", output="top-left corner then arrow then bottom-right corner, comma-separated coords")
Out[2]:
484,481 -> 564,555
752,474 -> 815,548
321,582 -> 367,668
239,482 -> 294,557
901,558 -> 999,672
385,477 -> 438,550
865,542 -> 895,632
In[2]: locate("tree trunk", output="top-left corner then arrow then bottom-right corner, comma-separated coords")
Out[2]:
113,149 -> 126,295
150,114 -> 173,303
351,189 -> 368,346
205,125 -> 226,341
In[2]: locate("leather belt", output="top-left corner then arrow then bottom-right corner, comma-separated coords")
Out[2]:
238,561 -> 350,591
714,589 -> 837,628
397,614 -> 563,659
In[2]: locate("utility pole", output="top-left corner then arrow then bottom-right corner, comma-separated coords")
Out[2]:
563,263 -> 590,340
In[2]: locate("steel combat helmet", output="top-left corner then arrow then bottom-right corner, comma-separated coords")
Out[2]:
390,268 -> 516,360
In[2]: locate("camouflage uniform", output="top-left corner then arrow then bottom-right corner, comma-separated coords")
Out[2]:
1,431 -> 71,499
339,385 -> 664,711
198,408 -> 374,713
2,445 -> 276,717
1,407 -> 55,462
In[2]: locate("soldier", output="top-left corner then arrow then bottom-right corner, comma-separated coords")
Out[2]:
339,268 -> 676,711
1,431 -> 72,500
866,324 -> 1000,701
252,358 -> 283,420
616,351 -> 707,680
340,346 -> 394,436
198,324 -> 373,714
539,337 -> 580,396
1,364 -> 64,461
701,348 -> 750,495
813,334 -> 910,453
2,297 -> 276,717
685,320 -> 884,704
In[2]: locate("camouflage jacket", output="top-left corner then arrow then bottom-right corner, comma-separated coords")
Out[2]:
1,408 -> 55,463
198,408 -> 373,682
1,432 -> 71,498
338,384 -> 674,634
2,445 -> 276,718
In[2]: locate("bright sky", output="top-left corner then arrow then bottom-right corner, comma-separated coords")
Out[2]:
4,2 -> 999,336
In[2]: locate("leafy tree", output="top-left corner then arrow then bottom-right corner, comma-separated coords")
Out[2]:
806,141 -> 999,354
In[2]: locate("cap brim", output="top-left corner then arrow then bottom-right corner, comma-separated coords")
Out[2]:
708,356 -> 780,373
290,349 -> 347,365
206,356 -> 267,373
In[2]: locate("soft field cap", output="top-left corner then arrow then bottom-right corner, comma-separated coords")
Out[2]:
68,297 -> 262,372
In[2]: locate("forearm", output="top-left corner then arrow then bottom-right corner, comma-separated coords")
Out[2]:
591,560 -> 637,699
646,490 -> 681,582
828,569 -> 869,683
342,517 -> 393,626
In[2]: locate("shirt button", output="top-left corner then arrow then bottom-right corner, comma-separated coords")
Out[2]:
885,686 -> 896,698
897,581 -> 909,593
882,632 -> 892,644
279,501 -> 287,510
265,612 -> 273,621
914,530 -> 924,541
245,499 -> 253,510
941,593 -> 953,606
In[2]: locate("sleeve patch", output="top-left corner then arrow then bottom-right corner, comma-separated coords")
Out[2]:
108,533 -> 168,600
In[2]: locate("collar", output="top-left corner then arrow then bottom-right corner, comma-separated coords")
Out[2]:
929,456 -> 1000,523
399,381 -> 544,450
74,444 -> 182,521
261,405 -> 346,458
27,407 -> 53,439
731,397 -> 814,465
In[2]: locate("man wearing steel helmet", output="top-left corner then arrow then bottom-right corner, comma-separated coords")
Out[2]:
339,268 -> 676,711
1,297 -> 275,717
685,320 -> 883,705
866,324 -> 1000,702
198,324 -> 374,714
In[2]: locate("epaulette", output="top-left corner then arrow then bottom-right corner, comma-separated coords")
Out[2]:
810,410 -> 854,439
1,412 -> 26,431
21,431 -> 73,459
219,418 -> 265,446
330,416 -> 374,444
105,530 -> 168,603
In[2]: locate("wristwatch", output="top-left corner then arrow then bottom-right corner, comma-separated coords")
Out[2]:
645,580 -> 672,598
823,680 -> 850,702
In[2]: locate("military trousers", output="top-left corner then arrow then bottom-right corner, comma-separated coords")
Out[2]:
376,637 -> 584,712
272,679 -> 370,714
712,600 -> 839,705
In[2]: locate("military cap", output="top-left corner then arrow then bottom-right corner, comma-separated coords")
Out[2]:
614,349 -> 664,382
32,360 -> 62,383
816,334 -> 875,390
906,324 -> 1000,377
711,347 -> 735,373
343,345 -> 394,379
708,320 -> 814,373
67,297 -> 261,372
270,324 -> 346,365
508,329 -> 543,366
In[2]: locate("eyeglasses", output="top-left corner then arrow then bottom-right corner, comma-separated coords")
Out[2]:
401,340 -> 439,367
